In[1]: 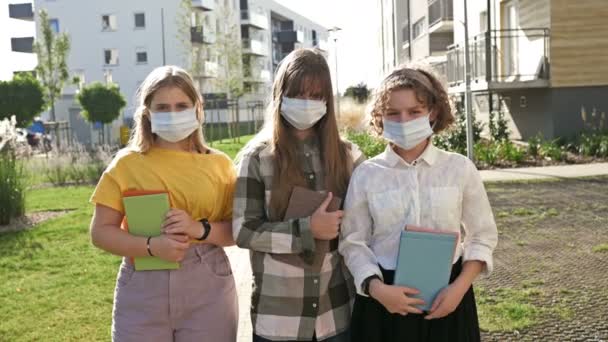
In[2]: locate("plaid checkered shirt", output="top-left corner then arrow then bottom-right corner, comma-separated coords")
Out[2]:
233,136 -> 365,341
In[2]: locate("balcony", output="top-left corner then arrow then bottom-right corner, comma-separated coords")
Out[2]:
428,0 -> 453,33
192,0 -> 215,11
276,30 -> 304,44
446,28 -> 550,92
190,26 -> 215,44
241,10 -> 269,30
245,68 -> 271,83
200,61 -> 218,78
9,3 -> 33,20
11,37 -> 34,53
242,38 -> 268,56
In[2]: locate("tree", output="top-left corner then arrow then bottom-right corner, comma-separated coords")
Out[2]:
33,9 -> 71,122
0,74 -> 46,127
344,82 -> 370,104
177,2 -> 244,142
77,82 -> 126,144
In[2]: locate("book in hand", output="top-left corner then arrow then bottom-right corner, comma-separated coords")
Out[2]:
122,190 -> 180,271
275,186 -> 342,269
393,226 -> 459,311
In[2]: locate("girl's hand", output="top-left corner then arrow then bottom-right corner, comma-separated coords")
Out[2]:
424,283 -> 468,319
310,192 -> 344,240
369,279 -> 425,315
162,208 -> 202,240
149,234 -> 190,262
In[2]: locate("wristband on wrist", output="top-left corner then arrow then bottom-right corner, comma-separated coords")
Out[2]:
197,218 -> 212,241
146,236 -> 154,256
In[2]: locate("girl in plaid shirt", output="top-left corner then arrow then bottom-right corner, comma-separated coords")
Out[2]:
233,48 -> 365,342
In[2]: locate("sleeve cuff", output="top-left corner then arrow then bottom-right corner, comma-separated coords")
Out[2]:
463,244 -> 494,277
354,268 -> 384,297
298,216 -> 316,254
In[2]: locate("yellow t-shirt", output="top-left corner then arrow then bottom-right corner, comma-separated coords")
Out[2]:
90,147 -> 235,224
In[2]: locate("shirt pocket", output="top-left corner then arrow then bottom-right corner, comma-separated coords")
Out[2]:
368,189 -> 409,236
430,186 -> 461,230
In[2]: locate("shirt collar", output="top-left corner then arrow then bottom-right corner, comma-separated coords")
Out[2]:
382,140 -> 439,167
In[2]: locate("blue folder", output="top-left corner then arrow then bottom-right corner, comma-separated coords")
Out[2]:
393,228 -> 458,311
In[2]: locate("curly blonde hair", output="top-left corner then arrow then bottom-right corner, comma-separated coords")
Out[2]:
368,66 -> 455,136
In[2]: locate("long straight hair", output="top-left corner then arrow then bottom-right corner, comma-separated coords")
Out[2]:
240,48 -> 353,220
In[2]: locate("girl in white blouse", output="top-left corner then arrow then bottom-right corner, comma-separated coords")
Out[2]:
339,67 -> 498,342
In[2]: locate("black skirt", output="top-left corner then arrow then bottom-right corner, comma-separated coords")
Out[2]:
350,258 -> 480,342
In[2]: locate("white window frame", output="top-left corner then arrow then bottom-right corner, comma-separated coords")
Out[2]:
101,14 -> 118,32
103,49 -> 119,66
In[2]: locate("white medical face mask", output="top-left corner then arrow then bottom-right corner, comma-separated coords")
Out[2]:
382,114 -> 434,150
280,97 -> 327,130
150,107 -> 200,143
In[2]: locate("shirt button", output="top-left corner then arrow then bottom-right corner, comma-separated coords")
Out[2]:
313,279 -> 319,284
312,303 -> 317,308
305,152 -> 311,157
309,174 -> 315,179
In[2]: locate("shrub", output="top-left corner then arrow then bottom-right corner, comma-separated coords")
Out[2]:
0,116 -> 26,224
344,129 -> 386,158
434,110 -> 483,155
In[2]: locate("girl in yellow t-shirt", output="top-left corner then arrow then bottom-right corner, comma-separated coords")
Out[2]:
90,65 -> 237,341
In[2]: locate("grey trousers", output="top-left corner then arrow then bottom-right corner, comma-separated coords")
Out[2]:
112,244 -> 238,342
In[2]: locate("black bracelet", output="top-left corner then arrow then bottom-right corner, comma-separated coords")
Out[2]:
146,236 -> 154,256
197,218 -> 212,241
363,275 -> 381,296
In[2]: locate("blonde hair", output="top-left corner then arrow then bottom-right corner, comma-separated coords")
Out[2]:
128,65 -> 207,153
368,66 -> 455,136
239,48 -> 354,220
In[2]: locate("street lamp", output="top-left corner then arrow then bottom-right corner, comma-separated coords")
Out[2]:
328,26 -> 342,118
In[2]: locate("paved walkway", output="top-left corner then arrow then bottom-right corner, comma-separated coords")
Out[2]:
480,162 -> 608,182
227,162 -> 608,341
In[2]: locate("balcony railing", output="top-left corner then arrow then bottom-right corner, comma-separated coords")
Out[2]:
201,61 -> 218,78
446,28 -> 550,87
192,0 -> 215,11
428,0 -> 453,29
241,10 -> 269,30
276,30 -> 304,44
190,26 -> 215,44
242,38 -> 268,56
245,68 -> 271,83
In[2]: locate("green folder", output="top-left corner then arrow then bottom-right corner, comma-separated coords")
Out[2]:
122,193 -> 179,271
393,228 -> 458,311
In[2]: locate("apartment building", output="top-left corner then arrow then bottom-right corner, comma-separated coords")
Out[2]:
239,0 -> 329,103
32,0 -> 328,145
1,1 -> 37,81
380,0 -> 608,140
378,0 -> 454,81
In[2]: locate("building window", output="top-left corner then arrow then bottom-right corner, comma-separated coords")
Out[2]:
104,49 -> 119,65
134,13 -> 145,29
480,11 -> 488,32
412,17 -> 425,40
136,50 -> 148,64
402,22 -> 410,44
102,14 -> 117,31
49,18 -> 59,33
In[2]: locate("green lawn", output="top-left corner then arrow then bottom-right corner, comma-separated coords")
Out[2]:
1,138 -> 254,341
0,186 -> 114,341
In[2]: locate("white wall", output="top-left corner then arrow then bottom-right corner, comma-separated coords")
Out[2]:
0,1 -> 37,81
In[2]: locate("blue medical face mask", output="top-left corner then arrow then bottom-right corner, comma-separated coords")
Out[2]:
382,114 -> 434,150
280,97 -> 327,130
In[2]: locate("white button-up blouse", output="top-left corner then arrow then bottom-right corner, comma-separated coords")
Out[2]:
339,143 -> 498,295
